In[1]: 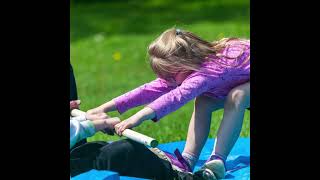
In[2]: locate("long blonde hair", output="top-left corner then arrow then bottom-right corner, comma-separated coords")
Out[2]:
148,28 -> 238,80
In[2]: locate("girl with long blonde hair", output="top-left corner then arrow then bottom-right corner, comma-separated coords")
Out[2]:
88,28 -> 250,179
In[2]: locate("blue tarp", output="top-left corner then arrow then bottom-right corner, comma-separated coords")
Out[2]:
72,138 -> 250,180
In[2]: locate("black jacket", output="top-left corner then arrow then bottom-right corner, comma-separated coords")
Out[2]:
70,63 -> 78,100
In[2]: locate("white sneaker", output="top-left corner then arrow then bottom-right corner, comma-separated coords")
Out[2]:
203,159 -> 225,179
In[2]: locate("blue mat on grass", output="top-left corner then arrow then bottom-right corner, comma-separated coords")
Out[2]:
71,138 -> 250,180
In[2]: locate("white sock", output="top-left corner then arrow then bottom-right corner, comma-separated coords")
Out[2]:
182,152 -> 199,170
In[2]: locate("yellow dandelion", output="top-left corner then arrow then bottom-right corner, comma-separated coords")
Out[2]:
112,52 -> 121,61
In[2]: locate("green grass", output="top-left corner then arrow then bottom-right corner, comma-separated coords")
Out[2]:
71,0 -> 250,143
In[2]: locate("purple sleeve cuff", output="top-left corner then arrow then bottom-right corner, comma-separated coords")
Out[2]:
146,104 -> 162,122
113,97 -> 128,114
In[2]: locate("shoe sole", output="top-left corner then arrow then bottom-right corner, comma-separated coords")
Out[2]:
194,168 -> 217,180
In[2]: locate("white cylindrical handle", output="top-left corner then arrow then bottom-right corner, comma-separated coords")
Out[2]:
122,129 -> 158,148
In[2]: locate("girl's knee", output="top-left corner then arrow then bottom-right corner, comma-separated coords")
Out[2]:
225,89 -> 249,110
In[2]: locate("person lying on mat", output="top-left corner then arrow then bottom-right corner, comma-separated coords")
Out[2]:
86,28 -> 250,179
71,138 -> 205,180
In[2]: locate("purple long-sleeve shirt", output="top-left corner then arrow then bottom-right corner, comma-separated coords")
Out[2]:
114,39 -> 250,121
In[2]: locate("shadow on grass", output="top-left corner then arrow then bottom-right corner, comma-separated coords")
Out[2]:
71,0 -> 249,42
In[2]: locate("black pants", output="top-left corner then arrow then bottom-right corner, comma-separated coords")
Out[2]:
70,139 -> 175,179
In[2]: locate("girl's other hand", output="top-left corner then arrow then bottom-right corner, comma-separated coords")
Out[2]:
114,117 -> 143,136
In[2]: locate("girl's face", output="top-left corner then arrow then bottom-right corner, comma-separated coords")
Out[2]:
174,71 -> 192,85
162,71 -> 192,86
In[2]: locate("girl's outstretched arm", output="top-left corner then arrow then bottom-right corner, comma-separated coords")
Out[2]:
87,78 -> 173,115
86,100 -> 117,117
113,75 -> 214,135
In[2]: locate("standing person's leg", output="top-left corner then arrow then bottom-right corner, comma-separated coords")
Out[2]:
182,96 -> 225,170
212,82 -> 250,160
204,82 -> 250,179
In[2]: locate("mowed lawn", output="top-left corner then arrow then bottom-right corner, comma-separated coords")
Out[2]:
71,0 -> 250,143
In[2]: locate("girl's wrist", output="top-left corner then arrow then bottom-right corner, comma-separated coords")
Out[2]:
136,107 -> 155,121
102,100 -> 117,112
130,113 -> 145,124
